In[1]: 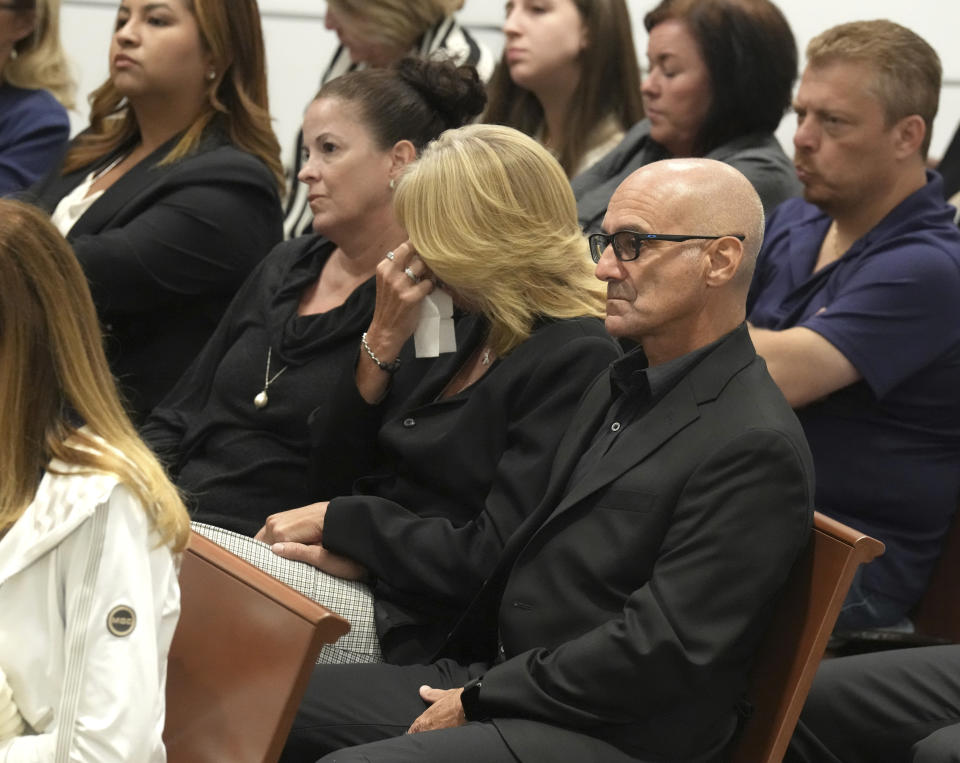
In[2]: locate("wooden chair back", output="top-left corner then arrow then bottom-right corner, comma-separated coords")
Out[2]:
729,511 -> 884,763
163,531 -> 350,763
912,500 -> 960,641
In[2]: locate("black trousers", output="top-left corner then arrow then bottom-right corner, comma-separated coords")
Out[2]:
279,659 -> 505,763
279,658 -> 650,763
785,645 -> 960,763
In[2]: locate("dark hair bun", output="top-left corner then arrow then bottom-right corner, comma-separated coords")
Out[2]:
319,54 -> 487,150
395,56 -> 487,130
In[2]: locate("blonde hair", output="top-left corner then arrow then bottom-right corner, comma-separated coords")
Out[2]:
806,20 -> 941,158
62,0 -> 283,190
394,124 -> 606,356
3,0 -> 75,109
328,0 -> 462,51
0,200 -> 189,550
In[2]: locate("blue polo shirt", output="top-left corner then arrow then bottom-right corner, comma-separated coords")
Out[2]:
748,172 -> 960,614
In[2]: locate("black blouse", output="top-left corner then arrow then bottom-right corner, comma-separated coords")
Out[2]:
142,236 -> 376,534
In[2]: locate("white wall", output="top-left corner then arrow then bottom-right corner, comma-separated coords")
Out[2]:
62,0 -> 960,171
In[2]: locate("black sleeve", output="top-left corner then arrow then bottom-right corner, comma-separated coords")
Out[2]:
305,311 -> 450,500
72,150 -> 282,315
305,351 -> 389,500
140,249 -> 278,471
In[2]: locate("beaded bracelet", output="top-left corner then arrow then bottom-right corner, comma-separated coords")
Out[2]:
361,332 -> 401,373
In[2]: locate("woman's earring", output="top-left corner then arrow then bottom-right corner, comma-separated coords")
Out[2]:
389,178 -> 396,190
206,69 -> 217,81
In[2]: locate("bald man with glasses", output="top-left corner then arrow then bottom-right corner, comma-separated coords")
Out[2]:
279,158 -> 815,763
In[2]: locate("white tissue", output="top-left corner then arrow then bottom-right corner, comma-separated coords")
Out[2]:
414,289 -> 456,358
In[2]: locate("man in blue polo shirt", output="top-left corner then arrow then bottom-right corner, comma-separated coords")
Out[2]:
748,19 -> 960,631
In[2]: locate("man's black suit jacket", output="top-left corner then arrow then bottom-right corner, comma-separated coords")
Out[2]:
22,131 -> 283,420
442,324 -> 815,762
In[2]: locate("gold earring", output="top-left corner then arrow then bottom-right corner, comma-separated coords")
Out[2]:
389,178 -> 396,190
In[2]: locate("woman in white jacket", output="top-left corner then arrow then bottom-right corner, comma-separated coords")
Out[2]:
0,199 -> 190,762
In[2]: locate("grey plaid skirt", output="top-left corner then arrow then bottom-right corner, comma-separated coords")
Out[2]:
191,522 -> 383,664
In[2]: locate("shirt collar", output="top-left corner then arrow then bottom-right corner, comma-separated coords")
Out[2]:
610,329 -> 734,401
796,170 -> 951,261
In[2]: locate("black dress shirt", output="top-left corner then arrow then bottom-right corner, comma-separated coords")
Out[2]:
566,333 -> 726,490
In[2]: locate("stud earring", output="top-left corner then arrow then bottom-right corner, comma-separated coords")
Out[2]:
389,178 -> 396,190
206,69 -> 217,81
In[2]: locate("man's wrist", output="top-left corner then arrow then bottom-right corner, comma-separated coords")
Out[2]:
460,676 -> 486,721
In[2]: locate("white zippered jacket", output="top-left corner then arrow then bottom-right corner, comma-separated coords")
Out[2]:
0,460 -> 180,762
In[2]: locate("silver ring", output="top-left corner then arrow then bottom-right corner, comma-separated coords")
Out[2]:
385,251 -> 396,261
404,267 -> 420,284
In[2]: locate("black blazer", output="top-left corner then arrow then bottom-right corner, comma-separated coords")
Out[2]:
442,325 -> 815,762
23,131 -> 283,420
313,315 -> 621,664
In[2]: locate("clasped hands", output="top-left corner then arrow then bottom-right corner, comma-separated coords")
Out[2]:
254,502 -> 369,581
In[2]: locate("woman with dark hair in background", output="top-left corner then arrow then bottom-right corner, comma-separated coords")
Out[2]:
573,0 -> 802,233
20,0 -> 284,421
0,0 -> 73,194
483,0 -> 644,179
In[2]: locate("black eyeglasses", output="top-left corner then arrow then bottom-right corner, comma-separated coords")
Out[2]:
588,231 -> 746,263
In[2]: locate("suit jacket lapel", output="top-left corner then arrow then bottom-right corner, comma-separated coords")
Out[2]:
537,324 -> 758,528
543,376 -> 700,525
540,374 -> 613,503
67,135 -> 184,238
404,314 -> 488,408
485,373 -> 612,569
